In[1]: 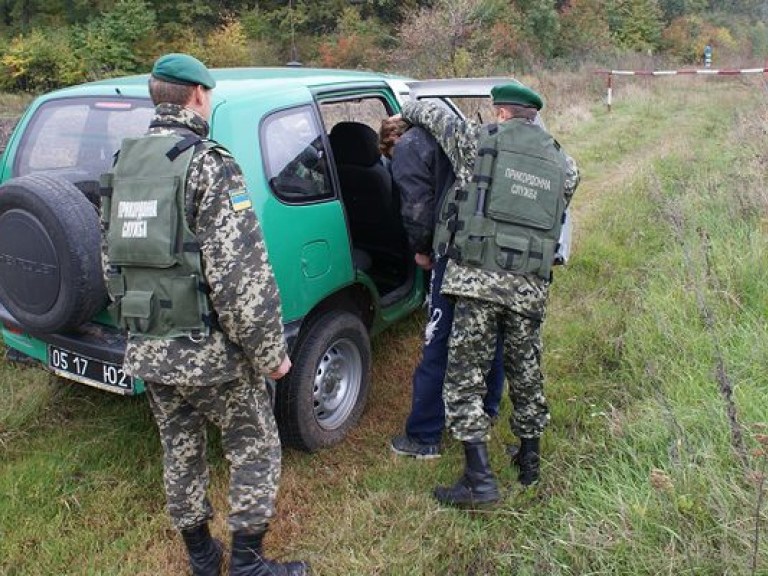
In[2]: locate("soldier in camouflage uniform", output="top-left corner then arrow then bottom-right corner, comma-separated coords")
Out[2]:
102,54 -> 309,576
399,82 -> 579,507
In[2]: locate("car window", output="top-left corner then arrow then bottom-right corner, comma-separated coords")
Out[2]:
14,97 -> 153,178
320,97 -> 390,135
262,106 -> 333,204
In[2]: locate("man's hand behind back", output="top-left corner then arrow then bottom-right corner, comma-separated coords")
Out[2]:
414,252 -> 433,271
269,355 -> 292,380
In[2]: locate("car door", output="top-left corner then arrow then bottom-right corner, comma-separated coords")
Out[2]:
258,103 -> 355,324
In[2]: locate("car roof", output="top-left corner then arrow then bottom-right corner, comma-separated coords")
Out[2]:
406,77 -> 520,99
35,67 -> 412,103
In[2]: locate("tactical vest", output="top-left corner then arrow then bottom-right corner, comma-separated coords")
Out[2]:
433,120 -> 569,281
100,134 -> 218,340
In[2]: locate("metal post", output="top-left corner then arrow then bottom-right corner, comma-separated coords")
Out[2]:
607,72 -> 613,112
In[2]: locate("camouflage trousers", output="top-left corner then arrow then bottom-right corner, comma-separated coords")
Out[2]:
444,296 -> 550,442
146,369 -> 281,532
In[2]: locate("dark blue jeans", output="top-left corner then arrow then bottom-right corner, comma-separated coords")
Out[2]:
405,258 -> 505,445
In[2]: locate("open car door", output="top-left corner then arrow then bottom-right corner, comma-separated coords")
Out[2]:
402,77 -> 573,265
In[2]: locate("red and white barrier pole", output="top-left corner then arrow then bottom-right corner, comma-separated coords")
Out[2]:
607,71 -> 613,112
596,67 -> 768,111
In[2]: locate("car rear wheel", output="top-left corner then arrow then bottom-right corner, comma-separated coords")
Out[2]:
0,173 -> 107,333
276,310 -> 371,452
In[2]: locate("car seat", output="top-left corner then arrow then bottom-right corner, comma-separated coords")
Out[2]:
329,121 -> 407,261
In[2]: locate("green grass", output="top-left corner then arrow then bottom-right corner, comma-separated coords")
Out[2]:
3,77 -> 768,574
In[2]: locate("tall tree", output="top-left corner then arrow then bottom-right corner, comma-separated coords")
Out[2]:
517,0 -> 560,58
706,0 -> 764,15
71,0 -> 155,77
395,0 -> 497,77
658,0 -> 708,22
0,0 -> 116,32
317,5 -> 392,68
557,0 -> 613,58
351,0 -> 429,25
607,0 -> 665,51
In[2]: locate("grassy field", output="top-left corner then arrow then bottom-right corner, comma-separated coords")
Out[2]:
2,74 -> 768,575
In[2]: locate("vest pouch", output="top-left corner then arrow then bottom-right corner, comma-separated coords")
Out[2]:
530,237 -> 556,280
171,275 -> 207,332
103,272 -> 125,326
494,233 -> 530,272
461,214 -> 495,266
120,290 -> 156,334
107,175 -> 180,268
106,271 -> 125,300
462,237 -> 485,265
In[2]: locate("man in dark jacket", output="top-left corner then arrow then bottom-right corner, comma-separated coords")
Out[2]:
379,118 -> 505,459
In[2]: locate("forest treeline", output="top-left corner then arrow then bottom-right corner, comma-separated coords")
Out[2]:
0,0 -> 766,92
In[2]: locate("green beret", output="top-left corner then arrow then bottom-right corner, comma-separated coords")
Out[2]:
491,82 -> 543,110
151,53 -> 216,89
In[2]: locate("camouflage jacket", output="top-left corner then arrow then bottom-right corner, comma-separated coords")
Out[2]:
114,104 -> 288,385
400,101 -> 580,319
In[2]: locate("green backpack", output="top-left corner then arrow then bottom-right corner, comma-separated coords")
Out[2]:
433,120 -> 569,280
100,134 -> 217,340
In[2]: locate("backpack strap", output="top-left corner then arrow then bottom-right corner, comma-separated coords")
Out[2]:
166,134 -> 203,161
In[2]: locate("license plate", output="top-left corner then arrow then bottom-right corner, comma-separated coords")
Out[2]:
48,345 -> 134,393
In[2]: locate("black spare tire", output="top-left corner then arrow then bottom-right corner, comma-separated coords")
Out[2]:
0,173 -> 107,333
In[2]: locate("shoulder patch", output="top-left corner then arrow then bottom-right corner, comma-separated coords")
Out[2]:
228,189 -> 252,212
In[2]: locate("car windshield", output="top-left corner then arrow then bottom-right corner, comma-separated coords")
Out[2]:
14,96 -> 154,178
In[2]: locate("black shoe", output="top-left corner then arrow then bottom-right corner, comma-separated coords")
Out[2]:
513,438 -> 541,486
433,473 -> 501,507
390,434 -> 441,459
181,524 -> 223,576
433,441 -> 500,508
230,530 -> 310,576
505,443 -> 520,459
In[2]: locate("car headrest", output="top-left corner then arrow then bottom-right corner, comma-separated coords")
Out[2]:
329,121 -> 381,167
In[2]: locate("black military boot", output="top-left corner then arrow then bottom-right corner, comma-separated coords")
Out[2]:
180,523 -> 223,576
433,440 -> 500,507
230,529 -> 310,576
513,437 -> 541,486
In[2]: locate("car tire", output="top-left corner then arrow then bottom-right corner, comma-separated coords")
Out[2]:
276,310 -> 371,452
0,173 -> 107,333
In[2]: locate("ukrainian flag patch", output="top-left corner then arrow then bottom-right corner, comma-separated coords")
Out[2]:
228,189 -> 252,212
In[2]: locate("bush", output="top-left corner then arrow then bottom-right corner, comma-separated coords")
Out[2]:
0,29 -> 85,92
200,19 -> 251,68
661,16 -> 736,65
70,0 -> 157,80
317,7 -> 392,70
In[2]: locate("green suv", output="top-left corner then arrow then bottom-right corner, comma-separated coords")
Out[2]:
0,69 -> 568,451
0,67 -> 435,451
